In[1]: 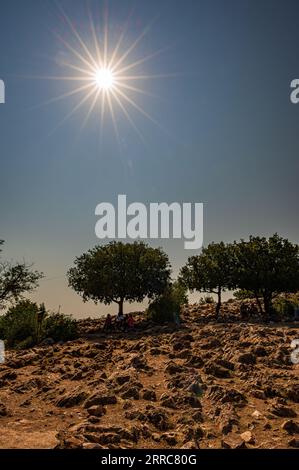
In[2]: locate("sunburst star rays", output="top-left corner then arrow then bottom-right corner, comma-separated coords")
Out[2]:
30,4 -> 176,144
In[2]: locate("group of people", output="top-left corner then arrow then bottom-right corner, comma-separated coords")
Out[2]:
103,311 -> 135,332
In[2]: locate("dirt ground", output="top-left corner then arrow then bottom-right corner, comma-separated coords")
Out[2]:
0,303 -> 298,449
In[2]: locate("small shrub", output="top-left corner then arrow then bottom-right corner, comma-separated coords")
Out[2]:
0,300 -> 39,348
204,295 -> 215,304
233,289 -> 256,300
15,336 -> 36,350
147,281 -> 187,324
273,297 -> 297,318
43,312 -> 78,342
0,300 -> 78,349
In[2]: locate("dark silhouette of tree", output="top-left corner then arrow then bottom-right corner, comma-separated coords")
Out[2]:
0,240 -> 43,309
68,241 -> 171,315
232,233 -> 299,317
180,242 -> 234,316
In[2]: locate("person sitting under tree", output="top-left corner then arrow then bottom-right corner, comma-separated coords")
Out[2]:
116,311 -> 125,330
127,313 -> 135,330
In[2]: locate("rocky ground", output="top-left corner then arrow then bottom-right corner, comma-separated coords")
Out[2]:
0,301 -> 298,449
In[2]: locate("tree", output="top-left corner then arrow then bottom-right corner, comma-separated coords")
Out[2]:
68,241 -> 171,314
0,241 -> 43,309
180,242 -> 233,316
232,233 -> 299,317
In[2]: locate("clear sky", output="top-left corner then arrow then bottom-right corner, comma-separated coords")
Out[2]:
1,0 -> 299,317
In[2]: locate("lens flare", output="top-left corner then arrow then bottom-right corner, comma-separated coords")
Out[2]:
30,4 -> 176,142
94,68 -> 115,90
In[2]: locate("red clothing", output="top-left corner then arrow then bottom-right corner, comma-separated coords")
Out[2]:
127,316 -> 134,328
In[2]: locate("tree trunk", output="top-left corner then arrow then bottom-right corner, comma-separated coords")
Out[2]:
118,299 -> 124,315
215,288 -> 221,317
254,292 -> 264,316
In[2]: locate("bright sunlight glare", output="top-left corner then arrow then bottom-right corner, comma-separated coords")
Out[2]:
94,68 -> 115,90
30,3 -> 176,142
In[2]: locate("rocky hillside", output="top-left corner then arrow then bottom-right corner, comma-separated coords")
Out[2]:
0,303 -> 298,449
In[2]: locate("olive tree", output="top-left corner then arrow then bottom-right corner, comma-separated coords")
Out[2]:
232,233 -> 299,316
68,241 -> 171,314
180,242 -> 233,316
0,240 -> 43,309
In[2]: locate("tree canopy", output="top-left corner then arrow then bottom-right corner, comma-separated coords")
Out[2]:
0,240 -> 43,309
231,233 -> 299,316
67,241 -> 171,314
180,234 -> 299,318
180,241 -> 233,315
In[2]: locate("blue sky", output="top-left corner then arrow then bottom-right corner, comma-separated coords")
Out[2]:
1,0 -> 299,317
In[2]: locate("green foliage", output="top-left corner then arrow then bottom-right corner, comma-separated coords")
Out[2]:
273,295 -> 299,318
15,336 -> 36,350
232,234 -> 299,316
171,280 -> 188,306
0,299 -> 39,348
146,281 -> 186,324
68,241 -> 171,314
43,312 -> 78,342
0,241 -> 43,309
0,300 -> 78,349
180,242 -> 234,315
180,234 -> 299,319
233,289 -> 257,300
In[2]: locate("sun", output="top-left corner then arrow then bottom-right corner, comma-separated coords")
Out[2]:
33,4 -> 174,141
94,68 -> 115,91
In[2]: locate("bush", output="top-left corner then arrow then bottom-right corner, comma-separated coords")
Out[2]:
15,336 -> 36,350
233,289 -> 257,300
0,300 -> 78,349
0,300 -> 39,348
273,295 -> 299,318
43,312 -> 78,342
147,281 -> 187,324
